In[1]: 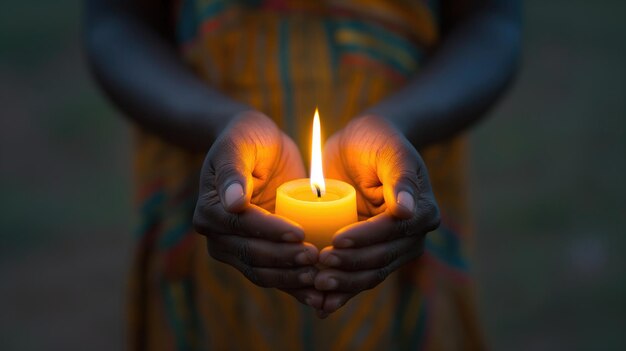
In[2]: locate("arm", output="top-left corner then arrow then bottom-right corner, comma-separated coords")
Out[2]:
86,0 -> 324,309
83,0 -> 248,150
365,0 -> 522,148
315,0 -> 521,316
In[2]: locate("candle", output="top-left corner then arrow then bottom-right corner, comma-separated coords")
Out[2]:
276,178 -> 357,249
275,109 -> 358,249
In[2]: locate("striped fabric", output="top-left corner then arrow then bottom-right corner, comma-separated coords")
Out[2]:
128,0 -> 484,349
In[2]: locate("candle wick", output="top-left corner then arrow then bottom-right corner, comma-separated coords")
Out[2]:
315,185 -> 321,198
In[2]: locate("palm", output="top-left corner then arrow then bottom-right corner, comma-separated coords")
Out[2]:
195,112 -> 322,311
323,133 -> 388,220
251,133 -> 306,211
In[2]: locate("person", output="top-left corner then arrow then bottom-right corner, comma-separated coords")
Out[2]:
85,0 -> 520,349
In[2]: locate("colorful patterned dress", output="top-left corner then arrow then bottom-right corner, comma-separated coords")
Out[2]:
129,0 -> 484,349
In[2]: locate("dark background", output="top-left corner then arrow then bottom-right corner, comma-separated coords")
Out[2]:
1,0 -> 624,349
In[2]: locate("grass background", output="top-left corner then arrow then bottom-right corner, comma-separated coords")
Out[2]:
1,0 -> 624,349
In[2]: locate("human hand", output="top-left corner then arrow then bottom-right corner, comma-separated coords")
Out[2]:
315,115 -> 440,317
193,111 -> 324,309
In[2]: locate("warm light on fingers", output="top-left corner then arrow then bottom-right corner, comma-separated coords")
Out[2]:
310,108 -> 325,197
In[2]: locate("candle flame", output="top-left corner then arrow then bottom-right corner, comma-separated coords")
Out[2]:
310,108 -> 325,197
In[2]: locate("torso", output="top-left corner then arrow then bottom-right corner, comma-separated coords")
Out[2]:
129,1 -> 483,349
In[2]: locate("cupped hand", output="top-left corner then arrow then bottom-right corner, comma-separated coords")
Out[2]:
315,115 -> 441,317
193,111 -> 324,309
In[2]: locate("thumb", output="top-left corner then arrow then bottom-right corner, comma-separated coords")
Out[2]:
383,179 -> 416,220
216,165 -> 253,213
212,150 -> 254,213
379,148 -> 421,220
223,182 -> 247,212
206,110 -> 282,214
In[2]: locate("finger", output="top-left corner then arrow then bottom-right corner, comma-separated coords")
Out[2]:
321,292 -> 356,314
208,245 -> 319,289
206,112 -> 283,213
319,236 -> 422,271
209,235 -> 319,268
332,204 -> 439,249
194,199 -> 304,242
223,182 -> 247,213
378,150 -> 440,229
199,136 -> 250,213
331,212 -> 399,248
314,251 -> 419,292
316,310 -> 330,319
211,154 -> 254,214
279,288 -> 325,310
378,145 -> 421,220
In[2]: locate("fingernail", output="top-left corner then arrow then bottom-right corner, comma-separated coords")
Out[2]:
334,239 -> 354,248
397,191 -> 415,213
224,182 -> 244,208
282,232 -> 303,242
316,310 -> 329,319
321,253 -> 340,267
306,293 -> 322,309
299,272 -> 314,284
295,250 -> 315,265
321,278 -> 338,291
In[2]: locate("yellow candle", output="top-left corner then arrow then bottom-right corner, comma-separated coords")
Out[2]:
275,109 -> 357,249
276,178 -> 357,249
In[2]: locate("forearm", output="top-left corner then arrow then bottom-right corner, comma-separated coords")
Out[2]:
84,0 -> 248,151
365,3 -> 521,149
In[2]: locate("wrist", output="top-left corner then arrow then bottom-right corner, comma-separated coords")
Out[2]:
343,114 -> 404,141
219,110 -> 285,149
227,110 -> 279,133
200,103 -> 253,137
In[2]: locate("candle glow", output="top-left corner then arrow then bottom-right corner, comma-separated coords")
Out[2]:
275,109 -> 358,249
310,108 -> 325,197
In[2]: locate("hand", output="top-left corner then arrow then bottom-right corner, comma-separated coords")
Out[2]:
315,115 -> 440,317
193,111 -> 324,309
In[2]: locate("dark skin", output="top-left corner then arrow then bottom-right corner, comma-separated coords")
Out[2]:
85,0 -> 520,317
192,110 -> 323,306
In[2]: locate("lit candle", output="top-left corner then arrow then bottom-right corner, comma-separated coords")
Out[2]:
275,109 -> 358,249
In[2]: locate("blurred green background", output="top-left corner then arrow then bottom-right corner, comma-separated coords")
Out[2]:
0,0 -> 624,349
